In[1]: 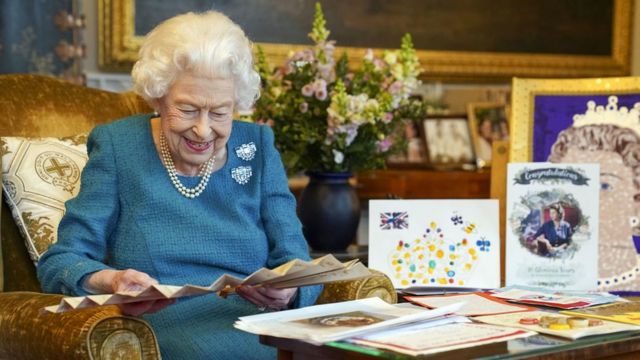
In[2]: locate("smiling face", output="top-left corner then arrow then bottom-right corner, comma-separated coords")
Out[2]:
155,73 -> 235,175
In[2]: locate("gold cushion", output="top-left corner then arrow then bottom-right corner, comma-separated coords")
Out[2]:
1,135 -> 88,263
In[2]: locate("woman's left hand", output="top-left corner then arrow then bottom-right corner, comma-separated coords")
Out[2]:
236,285 -> 297,311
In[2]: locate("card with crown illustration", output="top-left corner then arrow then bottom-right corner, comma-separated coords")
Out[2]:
368,199 -> 500,290
506,163 -> 599,291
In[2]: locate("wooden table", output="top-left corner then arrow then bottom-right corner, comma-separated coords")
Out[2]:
261,330 -> 640,359
289,169 -> 491,201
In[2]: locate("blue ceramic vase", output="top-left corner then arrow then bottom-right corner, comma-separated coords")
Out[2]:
298,172 -> 360,251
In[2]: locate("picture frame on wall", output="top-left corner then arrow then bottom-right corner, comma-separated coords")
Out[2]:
386,119 -> 428,168
467,102 -> 510,168
422,115 -> 475,170
99,0 -> 631,80
509,76 -> 640,293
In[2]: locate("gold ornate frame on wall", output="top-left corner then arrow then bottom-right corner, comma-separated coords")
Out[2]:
509,76 -> 640,162
99,0 -> 632,80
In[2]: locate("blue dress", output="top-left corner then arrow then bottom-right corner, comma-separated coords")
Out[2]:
534,220 -> 573,247
37,115 -> 321,359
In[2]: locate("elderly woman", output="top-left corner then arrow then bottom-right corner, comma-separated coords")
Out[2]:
37,11 -> 320,359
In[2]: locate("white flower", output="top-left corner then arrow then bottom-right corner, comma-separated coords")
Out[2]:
270,86 -> 282,97
364,49 -> 374,62
384,52 -> 397,65
332,149 -> 344,164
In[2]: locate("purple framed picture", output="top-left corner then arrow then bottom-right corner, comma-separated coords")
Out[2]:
510,77 -> 640,293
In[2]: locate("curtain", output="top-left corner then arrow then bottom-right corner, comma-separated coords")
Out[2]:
0,0 -> 72,74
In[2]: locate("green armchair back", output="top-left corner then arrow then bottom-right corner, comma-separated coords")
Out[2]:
0,74 -> 396,359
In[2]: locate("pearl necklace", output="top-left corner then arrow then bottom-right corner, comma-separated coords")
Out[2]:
159,133 -> 215,199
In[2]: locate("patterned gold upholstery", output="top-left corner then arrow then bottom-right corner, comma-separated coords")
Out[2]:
0,74 -> 396,359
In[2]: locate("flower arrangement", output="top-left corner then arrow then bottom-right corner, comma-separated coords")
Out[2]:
253,3 -> 427,174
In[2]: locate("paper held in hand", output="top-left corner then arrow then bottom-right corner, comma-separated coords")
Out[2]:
43,254 -> 370,313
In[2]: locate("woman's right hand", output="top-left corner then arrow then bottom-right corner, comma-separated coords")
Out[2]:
84,269 -> 174,316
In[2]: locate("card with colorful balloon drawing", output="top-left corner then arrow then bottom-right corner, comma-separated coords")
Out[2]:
368,200 -> 500,290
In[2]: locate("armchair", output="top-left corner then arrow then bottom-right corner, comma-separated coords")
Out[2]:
0,74 -> 396,359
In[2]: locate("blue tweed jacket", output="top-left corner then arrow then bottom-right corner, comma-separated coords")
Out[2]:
38,114 -> 320,359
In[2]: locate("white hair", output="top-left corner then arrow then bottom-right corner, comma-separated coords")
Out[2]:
132,11 -> 260,110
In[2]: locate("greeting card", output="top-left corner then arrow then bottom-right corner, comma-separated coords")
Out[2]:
505,163 -> 599,290
368,200 -> 500,289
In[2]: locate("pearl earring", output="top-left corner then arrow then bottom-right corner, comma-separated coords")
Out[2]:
153,110 -> 159,117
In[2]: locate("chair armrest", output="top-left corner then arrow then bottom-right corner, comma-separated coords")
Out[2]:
315,269 -> 397,305
0,292 -> 160,359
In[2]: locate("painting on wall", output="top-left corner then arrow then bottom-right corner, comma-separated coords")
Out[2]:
99,0 -> 632,80
510,76 -> 640,293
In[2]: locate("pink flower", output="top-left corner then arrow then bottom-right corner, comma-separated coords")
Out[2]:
376,138 -> 392,152
302,84 -> 314,97
292,49 -> 314,62
373,58 -> 386,70
299,102 -> 308,113
315,88 -> 328,101
382,112 -> 393,123
255,118 -> 275,127
315,78 -> 327,91
389,80 -> 403,93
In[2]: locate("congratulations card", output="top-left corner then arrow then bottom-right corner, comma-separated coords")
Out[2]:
505,163 -> 599,291
369,200 -> 500,289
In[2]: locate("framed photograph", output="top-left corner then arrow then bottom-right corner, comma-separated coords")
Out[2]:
99,0 -> 631,80
467,102 -> 510,168
386,120 -> 428,168
422,116 -> 475,169
509,76 -> 640,293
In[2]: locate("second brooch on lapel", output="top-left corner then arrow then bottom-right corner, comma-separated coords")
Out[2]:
235,142 -> 257,161
231,166 -> 252,185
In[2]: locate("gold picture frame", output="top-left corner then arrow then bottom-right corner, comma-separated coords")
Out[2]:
467,102 -> 510,168
422,115 -> 476,170
99,0 -> 632,80
509,77 -> 640,162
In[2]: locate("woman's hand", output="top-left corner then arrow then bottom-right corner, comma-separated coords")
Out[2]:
236,285 -> 298,311
84,269 -> 175,316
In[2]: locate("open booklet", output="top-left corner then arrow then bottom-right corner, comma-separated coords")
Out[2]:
234,297 -> 464,345
43,254 -> 370,313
